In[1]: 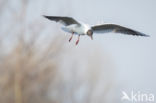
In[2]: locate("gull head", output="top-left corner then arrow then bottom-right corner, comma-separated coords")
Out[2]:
87,29 -> 93,40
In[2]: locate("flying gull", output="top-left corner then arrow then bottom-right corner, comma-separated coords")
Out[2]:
43,16 -> 149,45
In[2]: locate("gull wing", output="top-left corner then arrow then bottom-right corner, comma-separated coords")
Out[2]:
43,15 -> 80,26
91,24 -> 149,37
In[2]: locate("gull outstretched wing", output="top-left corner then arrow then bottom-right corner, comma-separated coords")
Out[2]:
92,24 -> 149,37
43,15 -> 80,26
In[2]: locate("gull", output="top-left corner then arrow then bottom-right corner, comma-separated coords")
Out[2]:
43,16 -> 149,45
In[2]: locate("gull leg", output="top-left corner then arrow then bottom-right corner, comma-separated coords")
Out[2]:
76,35 -> 80,45
69,32 -> 74,42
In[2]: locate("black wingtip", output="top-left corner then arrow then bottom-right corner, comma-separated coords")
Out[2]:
43,15 -> 53,20
135,31 -> 150,37
145,35 -> 150,37
43,15 -> 49,19
42,15 -> 46,17
140,34 -> 150,37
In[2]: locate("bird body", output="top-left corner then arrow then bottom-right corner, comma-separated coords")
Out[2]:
43,15 -> 149,45
62,22 -> 91,35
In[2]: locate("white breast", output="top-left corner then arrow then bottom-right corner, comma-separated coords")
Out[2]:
65,23 -> 91,35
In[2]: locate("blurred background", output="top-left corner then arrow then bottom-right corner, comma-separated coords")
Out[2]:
0,0 -> 155,103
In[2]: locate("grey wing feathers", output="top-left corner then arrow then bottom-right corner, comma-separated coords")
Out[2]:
43,15 -> 80,26
92,24 -> 149,37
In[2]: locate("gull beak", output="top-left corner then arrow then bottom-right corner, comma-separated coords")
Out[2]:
90,35 -> 93,40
